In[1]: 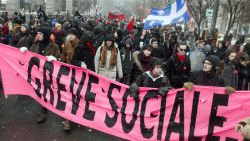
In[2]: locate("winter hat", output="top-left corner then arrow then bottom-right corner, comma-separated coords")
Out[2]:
149,57 -> 163,69
125,38 -> 133,47
68,27 -> 80,38
21,24 -> 29,30
105,34 -> 114,42
37,26 -> 52,38
205,55 -> 220,70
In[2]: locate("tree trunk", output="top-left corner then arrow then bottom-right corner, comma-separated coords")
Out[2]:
197,22 -> 201,37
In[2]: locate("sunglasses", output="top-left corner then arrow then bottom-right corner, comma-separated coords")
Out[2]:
179,49 -> 187,52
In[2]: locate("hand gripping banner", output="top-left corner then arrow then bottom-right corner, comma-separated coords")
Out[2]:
0,44 -> 250,141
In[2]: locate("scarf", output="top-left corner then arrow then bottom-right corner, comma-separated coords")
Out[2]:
100,44 -> 117,69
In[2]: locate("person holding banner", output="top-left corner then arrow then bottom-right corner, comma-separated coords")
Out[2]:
60,27 -> 81,131
130,57 -> 172,98
20,26 -> 61,124
184,55 -> 236,94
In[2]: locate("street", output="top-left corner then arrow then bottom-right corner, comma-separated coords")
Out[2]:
0,85 -> 127,141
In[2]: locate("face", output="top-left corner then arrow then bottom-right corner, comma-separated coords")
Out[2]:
198,41 -> 205,47
218,42 -> 222,48
68,33 -> 76,41
36,32 -> 44,41
126,44 -> 131,48
106,40 -> 113,47
143,49 -> 152,57
151,41 -> 158,48
203,60 -> 213,72
228,53 -> 237,62
21,26 -> 27,32
152,65 -> 163,76
178,45 -> 187,56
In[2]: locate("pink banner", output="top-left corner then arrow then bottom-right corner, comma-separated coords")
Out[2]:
0,44 -> 250,141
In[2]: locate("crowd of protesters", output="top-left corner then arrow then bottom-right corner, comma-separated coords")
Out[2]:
0,9 -> 250,140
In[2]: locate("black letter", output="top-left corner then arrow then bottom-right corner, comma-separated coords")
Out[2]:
27,57 -> 41,98
42,61 -> 54,105
205,94 -> 229,141
121,88 -> 140,133
56,65 -> 70,111
140,90 -> 158,139
70,68 -> 86,115
165,90 -> 184,141
157,92 -> 168,140
105,83 -> 121,128
188,91 -> 202,141
83,73 -> 98,121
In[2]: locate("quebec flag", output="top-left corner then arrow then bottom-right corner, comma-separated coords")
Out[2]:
144,0 -> 190,30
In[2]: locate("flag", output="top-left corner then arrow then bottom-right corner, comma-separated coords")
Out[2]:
144,0 -> 190,30
108,12 -> 126,21
126,18 -> 134,33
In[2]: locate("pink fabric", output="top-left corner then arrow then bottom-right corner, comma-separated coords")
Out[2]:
0,44 -> 249,140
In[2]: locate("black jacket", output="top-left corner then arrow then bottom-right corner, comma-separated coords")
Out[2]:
165,53 -> 191,88
71,43 -> 95,71
189,70 -> 224,87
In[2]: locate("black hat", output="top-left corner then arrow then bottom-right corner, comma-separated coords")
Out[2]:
105,34 -> 114,42
125,38 -> 133,47
37,26 -> 51,37
149,57 -> 163,69
68,27 -> 80,38
205,55 -> 220,69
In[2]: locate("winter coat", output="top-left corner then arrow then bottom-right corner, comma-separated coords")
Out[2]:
189,70 -> 224,87
213,47 -> 227,60
151,46 -> 167,61
30,41 -> 61,59
94,42 -> 123,80
16,33 -> 33,49
221,63 -> 238,89
236,63 -> 250,90
53,29 -> 65,49
61,38 -> 80,64
128,51 -> 152,84
189,45 -> 206,72
136,71 -> 171,88
165,53 -> 191,88
71,42 -> 95,71
120,47 -> 135,84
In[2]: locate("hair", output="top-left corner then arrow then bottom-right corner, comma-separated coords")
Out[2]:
149,38 -> 157,45
238,52 -> 250,62
149,57 -> 163,69
226,48 -> 238,58
140,44 -> 153,52
177,40 -> 187,49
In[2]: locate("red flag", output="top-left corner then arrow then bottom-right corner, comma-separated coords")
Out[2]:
126,18 -> 134,33
108,12 -> 126,21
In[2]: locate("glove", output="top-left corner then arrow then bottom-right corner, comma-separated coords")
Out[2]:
240,124 -> 250,139
225,86 -> 235,95
158,87 -> 171,96
20,47 -> 28,54
183,82 -> 194,91
129,83 -> 139,99
46,55 -> 57,62
81,62 -> 87,69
